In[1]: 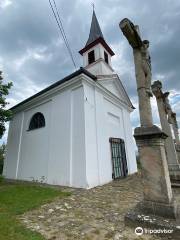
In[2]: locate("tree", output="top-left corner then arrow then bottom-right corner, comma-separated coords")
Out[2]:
0,143 -> 6,174
0,70 -> 13,138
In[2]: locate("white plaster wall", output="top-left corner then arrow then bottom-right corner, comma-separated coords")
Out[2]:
104,98 -> 126,178
93,90 -> 112,185
84,83 -> 100,188
104,98 -> 137,176
99,45 -> 112,67
83,44 -> 100,66
83,44 -> 112,67
99,80 -> 123,99
5,75 -> 136,189
47,86 -> 86,188
83,44 -> 113,76
122,109 -> 137,174
3,112 -> 23,179
17,101 -> 52,182
83,82 -> 122,187
86,61 -> 113,76
70,86 -> 86,188
105,99 -> 124,138
5,81 -> 87,188
86,61 -> 103,76
47,91 -> 71,186
101,61 -> 113,74
83,81 -> 137,188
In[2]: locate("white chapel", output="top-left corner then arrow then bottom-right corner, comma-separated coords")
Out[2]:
3,11 -> 137,188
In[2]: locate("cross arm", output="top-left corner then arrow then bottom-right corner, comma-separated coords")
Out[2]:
119,18 -> 143,48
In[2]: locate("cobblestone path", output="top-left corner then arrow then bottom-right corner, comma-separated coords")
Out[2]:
20,173 -> 179,240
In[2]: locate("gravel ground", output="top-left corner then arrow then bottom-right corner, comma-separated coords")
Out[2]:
19,173 -> 180,240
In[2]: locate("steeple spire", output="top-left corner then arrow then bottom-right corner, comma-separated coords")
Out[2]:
79,9 -> 115,76
79,10 -> 114,56
85,10 -> 104,46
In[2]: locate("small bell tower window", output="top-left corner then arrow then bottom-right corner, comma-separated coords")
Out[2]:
88,50 -> 95,64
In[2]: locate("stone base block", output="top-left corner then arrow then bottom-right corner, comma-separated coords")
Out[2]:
134,125 -> 168,140
134,125 -> 174,204
137,200 -> 178,219
170,171 -> 180,182
169,165 -> 180,183
125,208 -> 180,239
169,164 -> 180,171
175,144 -> 180,152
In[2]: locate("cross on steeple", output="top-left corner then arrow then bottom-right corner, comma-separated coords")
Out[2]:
91,2 -> 95,11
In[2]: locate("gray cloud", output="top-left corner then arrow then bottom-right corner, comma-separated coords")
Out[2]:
0,0 -> 180,143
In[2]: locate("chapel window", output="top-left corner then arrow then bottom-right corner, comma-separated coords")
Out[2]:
88,50 -> 95,64
28,112 -> 45,131
104,51 -> 109,64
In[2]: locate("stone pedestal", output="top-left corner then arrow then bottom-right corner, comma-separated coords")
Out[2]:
170,144 -> 180,181
134,125 -> 178,219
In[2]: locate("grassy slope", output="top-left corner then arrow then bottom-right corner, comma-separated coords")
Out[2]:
0,182 -> 71,240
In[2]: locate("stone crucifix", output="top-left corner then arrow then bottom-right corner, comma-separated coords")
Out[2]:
119,19 -> 178,219
164,92 -> 180,152
119,19 -> 153,127
163,90 -> 180,164
163,93 -> 180,145
172,112 -> 180,163
151,81 -> 180,173
171,112 -> 180,145
165,96 -> 180,164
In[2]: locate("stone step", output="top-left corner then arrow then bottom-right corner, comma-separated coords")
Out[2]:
171,183 -> 180,188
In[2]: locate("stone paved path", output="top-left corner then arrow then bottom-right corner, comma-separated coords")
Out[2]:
19,173 -> 179,240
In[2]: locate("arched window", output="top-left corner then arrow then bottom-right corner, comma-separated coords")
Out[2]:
28,112 -> 45,131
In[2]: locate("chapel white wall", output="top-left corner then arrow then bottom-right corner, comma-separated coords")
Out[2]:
48,86 -> 86,188
104,99 -> 137,176
4,82 -> 87,188
16,101 -> 52,182
3,112 -> 24,179
4,76 -> 136,189
83,81 -> 137,188
99,80 -> 123,99
47,91 -> 71,186
83,83 -> 100,188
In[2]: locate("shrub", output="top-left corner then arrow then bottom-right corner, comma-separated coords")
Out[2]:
0,143 -> 6,174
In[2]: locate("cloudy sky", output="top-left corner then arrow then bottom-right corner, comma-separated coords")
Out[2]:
0,0 -> 180,143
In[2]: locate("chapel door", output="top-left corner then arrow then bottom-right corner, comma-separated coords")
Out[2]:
110,138 -> 128,179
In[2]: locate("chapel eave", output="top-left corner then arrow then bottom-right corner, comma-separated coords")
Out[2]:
10,67 -> 97,111
79,37 -> 115,56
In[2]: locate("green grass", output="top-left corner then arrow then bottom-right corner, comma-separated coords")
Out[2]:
0,181 -> 71,240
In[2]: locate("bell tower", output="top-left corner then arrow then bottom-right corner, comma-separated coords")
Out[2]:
79,10 -> 115,76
